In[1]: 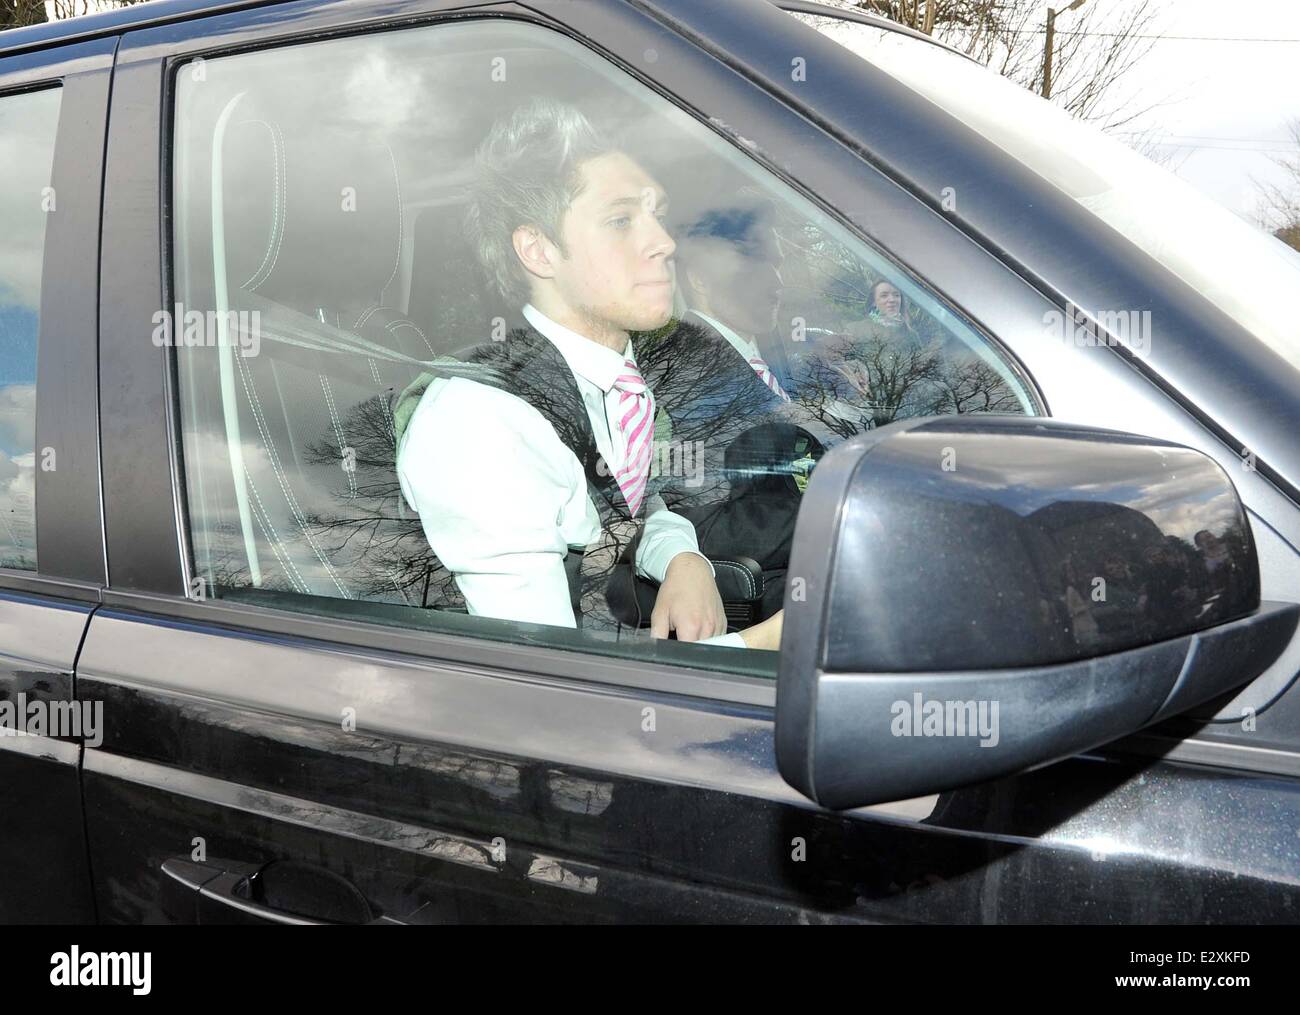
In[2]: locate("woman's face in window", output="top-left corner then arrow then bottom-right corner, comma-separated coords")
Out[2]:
873,282 -> 902,319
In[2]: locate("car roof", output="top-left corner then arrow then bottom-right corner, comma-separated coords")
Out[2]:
772,0 -> 978,64
1,0 -> 975,61
0,0 -> 274,56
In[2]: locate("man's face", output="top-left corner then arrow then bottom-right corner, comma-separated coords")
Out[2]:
689,224 -> 785,336
547,152 -> 677,334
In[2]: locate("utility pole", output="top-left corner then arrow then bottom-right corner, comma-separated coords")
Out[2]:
922,0 -> 937,35
1042,7 -> 1056,98
1042,0 -> 1089,100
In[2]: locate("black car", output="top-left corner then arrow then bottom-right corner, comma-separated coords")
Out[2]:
1,0 -> 1298,925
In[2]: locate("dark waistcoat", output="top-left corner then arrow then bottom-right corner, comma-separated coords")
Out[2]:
395,325 -> 666,632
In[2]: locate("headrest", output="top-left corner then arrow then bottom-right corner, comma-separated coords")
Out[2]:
219,113 -> 403,315
405,201 -> 526,357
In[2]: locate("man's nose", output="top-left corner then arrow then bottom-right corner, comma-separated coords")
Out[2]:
648,219 -> 676,259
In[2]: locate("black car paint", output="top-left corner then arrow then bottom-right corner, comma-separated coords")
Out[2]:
73,605 -> 1300,923
0,0 -> 1296,923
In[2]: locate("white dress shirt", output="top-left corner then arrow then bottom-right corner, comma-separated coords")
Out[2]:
396,304 -> 745,648
688,309 -> 766,372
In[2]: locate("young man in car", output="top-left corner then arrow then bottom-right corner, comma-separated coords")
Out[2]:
394,99 -> 781,650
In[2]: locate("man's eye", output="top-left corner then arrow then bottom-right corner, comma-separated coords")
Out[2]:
608,216 -> 631,229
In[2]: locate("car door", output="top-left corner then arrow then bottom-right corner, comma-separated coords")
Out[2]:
0,33 -> 113,923
78,0 -> 1300,926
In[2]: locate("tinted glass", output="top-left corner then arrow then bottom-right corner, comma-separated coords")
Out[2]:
171,20 -> 1035,668
0,86 -> 61,571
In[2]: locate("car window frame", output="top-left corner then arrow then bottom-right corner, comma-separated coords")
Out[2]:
0,37 -> 115,604
100,0 -> 1060,705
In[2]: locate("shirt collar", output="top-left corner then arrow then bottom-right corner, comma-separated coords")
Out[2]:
523,304 -> 634,393
686,308 -> 759,361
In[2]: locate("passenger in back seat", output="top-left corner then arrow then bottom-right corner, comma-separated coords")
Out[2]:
393,99 -> 782,650
639,191 -> 822,623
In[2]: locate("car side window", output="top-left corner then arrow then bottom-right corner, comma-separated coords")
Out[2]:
169,19 -> 1036,671
0,86 -> 61,572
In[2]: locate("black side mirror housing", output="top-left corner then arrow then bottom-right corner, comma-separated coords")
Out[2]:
776,416 -> 1299,810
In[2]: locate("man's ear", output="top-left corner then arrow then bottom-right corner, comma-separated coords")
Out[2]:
512,225 -> 558,283
684,266 -> 709,299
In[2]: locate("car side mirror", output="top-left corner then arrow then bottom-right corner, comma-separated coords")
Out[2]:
776,416 -> 1299,810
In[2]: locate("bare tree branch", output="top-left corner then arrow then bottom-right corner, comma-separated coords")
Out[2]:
1252,118 -> 1300,251
811,0 -> 1171,132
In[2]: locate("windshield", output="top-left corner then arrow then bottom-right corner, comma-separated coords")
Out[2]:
792,12 -> 1300,373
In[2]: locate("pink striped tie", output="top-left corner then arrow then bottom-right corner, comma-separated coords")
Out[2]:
749,354 -> 790,402
612,359 -> 655,518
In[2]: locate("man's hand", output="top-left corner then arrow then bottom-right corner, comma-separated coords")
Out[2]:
651,552 -> 726,642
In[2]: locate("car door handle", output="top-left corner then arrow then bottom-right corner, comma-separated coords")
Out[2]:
161,857 -> 398,925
